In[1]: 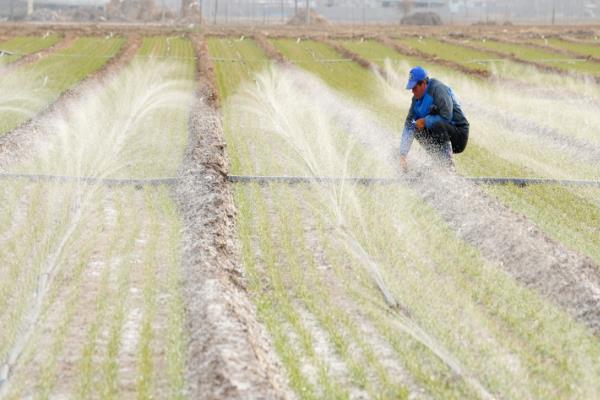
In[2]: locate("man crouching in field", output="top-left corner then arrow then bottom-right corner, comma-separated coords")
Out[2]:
399,66 -> 469,172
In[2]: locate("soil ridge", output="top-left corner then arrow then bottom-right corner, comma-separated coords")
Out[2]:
175,34 -> 291,399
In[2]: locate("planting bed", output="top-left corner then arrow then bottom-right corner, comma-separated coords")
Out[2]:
0,34 -> 60,65
394,37 -> 498,74
532,37 -> 600,59
468,38 -> 600,76
0,36 -> 125,135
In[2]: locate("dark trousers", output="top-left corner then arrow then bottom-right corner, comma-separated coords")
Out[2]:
415,121 -> 469,155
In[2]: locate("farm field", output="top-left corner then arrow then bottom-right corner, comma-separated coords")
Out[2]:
1,25 -> 600,399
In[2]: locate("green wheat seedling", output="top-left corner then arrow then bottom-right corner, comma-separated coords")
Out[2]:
276,185 -> 410,399
533,37 -> 600,59
254,186 -> 342,398
472,38 -> 600,76
27,228 -> 100,399
76,191 -> 129,399
156,187 -> 186,400
235,183 -> 318,398
101,204 -> 143,400
136,187 -> 161,400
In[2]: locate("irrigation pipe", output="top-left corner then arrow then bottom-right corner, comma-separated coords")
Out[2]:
2,173 -> 600,188
0,52 -> 197,60
0,173 -> 176,186
228,175 -> 600,187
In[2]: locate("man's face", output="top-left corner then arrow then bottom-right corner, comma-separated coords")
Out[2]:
412,81 -> 427,99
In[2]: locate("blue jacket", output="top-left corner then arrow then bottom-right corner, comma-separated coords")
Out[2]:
399,78 -> 469,155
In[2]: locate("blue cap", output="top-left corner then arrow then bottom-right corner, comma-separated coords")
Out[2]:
406,66 -> 428,90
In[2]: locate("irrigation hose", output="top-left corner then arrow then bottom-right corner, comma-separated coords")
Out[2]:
228,175 -> 600,187
1,173 -> 600,188
0,173 -> 176,186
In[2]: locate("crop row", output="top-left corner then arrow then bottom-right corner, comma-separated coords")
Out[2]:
0,36 -> 193,398
393,35 -> 600,77
0,34 -> 60,65
532,37 -> 600,59
0,36 -> 125,135
208,37 -> 600,399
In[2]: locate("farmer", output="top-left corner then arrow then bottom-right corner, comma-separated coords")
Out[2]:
399,66 -> 469,172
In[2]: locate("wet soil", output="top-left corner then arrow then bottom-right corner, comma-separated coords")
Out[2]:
410,171 -> 600,335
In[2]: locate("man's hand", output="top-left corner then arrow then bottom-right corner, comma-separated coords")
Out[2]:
400,155 -> 408,173
415,118 -> 426,130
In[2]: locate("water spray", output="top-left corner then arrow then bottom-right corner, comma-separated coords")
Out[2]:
0,59 -> 192,394
230,64 -> 497,397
